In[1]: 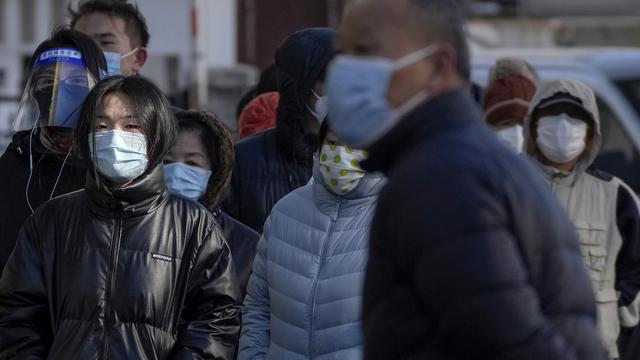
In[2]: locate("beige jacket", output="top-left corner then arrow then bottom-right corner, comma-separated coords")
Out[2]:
524,79 -> 640,358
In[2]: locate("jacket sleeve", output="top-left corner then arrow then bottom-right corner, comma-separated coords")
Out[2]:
0,216 -> 50,359
237,216 -> 272,360
615,182 -> 640,329
172,225 -> 242,360
222,154 -> 241,220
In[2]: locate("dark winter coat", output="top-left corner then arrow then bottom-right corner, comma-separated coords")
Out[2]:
224,28 -> 336,233
176,109 -> 261,297
0,166 -> 242,359
360,89 -> 608,360
212,207 -> 259,297
224,129 -> 311,234
0,130 -> 85,276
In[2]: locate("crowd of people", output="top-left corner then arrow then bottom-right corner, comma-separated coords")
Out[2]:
0,0 -> 639,359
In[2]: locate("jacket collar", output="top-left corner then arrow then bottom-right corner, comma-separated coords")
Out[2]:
534,157 -> 579,187
85,165 -> 169,218
361,89 -> 482,175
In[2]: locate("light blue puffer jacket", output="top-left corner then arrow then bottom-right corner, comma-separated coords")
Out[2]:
238,162 -> 385,360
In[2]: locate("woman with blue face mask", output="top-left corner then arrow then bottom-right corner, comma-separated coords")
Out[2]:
238,121 -> 386,360
163,110 -> 260,297
0,76 -> 242,359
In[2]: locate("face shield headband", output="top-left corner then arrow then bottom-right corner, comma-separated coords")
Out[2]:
13,48 -> 94,132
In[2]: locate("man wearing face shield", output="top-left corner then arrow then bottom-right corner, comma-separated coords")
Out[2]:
0,29 -> 106,275
224,27 -> 335,233
327,0 -> 606,359
524,79 -> 640,359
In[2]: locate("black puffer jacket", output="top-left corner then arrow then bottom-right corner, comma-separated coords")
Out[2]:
212,208 -> 259,296
225,28 -> 335,233
359,90 -> 607,360
0,166 -> 241,359
0,130 -> 85,275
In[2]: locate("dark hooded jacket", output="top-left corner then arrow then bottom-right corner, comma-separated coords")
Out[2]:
0,163 -> 242,359
176,110 -> 260,297
224,28 -> 336,233
0,130 -> 86,275
359,89 -> 607,360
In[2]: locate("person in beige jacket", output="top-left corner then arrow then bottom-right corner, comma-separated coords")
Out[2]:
524,78 -> 640,359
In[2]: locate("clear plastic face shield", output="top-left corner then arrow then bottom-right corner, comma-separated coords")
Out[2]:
13,48 -> 95,133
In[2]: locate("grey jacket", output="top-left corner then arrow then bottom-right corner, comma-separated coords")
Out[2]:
524,79 -> 640,358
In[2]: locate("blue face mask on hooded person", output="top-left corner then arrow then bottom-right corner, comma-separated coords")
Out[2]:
163,162 -> 212,201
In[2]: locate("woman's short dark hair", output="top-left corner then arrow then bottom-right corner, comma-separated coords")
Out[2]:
29,27 -> 107,82
75,76 -> 177,179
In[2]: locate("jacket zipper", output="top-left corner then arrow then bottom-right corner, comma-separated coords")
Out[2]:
308,199 -> 340,358
101,218 -> 123,360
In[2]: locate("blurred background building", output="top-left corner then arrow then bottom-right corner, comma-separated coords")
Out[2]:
0,0 -> 638,151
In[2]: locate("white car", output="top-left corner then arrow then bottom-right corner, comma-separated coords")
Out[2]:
472,47 -> 640,192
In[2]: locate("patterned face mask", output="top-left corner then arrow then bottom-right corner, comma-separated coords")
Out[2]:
319,144 -> 367,195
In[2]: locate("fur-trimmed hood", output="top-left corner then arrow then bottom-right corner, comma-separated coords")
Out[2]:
174,110 -> 234,210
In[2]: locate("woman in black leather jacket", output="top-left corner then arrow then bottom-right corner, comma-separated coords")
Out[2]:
0,76 -> 241,359
163,110 -> 259,297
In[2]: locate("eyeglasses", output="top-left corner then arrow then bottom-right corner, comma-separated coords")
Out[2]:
35,75 -> 89,93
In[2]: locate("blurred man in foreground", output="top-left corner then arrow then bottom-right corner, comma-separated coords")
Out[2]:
327,0 -> 607,358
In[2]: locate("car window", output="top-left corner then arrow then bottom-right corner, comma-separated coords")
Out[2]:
593,97 -> 640,192
616,79 -> 640,121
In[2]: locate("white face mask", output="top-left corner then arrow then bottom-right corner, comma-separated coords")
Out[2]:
307,89 -> 328,123
319,145 -> 367,195
495,125 -> 524,153
89,130 -> 148,183
536,114 -> 588,164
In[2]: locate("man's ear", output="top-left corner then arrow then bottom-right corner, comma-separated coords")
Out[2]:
431,43 -> 459,90
131,47 -> 148,74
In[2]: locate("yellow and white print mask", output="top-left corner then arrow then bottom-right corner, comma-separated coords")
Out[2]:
319,144 -> 367,195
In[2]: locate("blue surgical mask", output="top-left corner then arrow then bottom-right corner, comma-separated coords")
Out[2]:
103,48 -> 138,77
326,46 -> 437,149
89,130 -> 148,183
163,163 -> 212,201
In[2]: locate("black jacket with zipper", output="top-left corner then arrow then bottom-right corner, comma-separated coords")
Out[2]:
0,130 -> 86,275
0,165 -> 242,359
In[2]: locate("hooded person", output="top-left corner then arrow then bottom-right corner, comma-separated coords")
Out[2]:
238,92 -> 279,140
483,57 -> 538,152
0,28 -> 107,275
524,78 -> 640,359
238,120 -> 385,359
163,110 -> 260,296
224,27 -> 335,233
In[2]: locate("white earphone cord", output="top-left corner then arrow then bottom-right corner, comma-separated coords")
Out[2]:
25,128 -> 73,214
